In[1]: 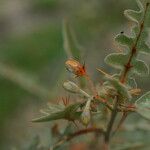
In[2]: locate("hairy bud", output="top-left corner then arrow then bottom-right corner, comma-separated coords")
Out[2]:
63,81 -> 80,93
81,99 -> 91,126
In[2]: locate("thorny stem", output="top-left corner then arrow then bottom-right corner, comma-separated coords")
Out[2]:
113,3 -> 150,144
120,3 -> 150,83
105,4 -> 150,147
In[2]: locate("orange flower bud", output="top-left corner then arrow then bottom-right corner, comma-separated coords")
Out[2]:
65,59 -> 86,76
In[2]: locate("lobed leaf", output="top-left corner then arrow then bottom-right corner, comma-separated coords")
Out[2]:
105,53 -> 128,70
124,0 -> 144,24
135,91 -> 150,120
132,26 -> 150,54
137,40 -> 150,54
132,59 -> 149,76
112,74 -> 137,89
115,34 -> 134,49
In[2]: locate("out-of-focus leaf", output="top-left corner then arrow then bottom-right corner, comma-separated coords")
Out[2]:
124,0 -> 144,24
113,142 -> 145,150
62,19 -> 81,60
135,91 -> 150,120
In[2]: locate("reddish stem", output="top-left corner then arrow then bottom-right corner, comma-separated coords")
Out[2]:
120,3 -> 150,83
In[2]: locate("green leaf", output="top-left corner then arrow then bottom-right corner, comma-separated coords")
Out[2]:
127,77 -> 137,89
105,53 -> 128,70
145,5 -> 150,27
112,74 -> 137,89
135,91 -> 150,120
132,26 -> 150,54
106,76 -> 132,101
132,59 -> 149,76
115,34 -> 134,49
32,103 -> 82,122
137,40 -> 150,54
62,19 -> 81,60
32,111 -> 65,122
124,0 -> 144,24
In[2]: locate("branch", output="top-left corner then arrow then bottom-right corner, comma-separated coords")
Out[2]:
95,97 -> 136,112
104,96 -> 118,144
120,3 -> 150,83
111,112 -> 128,137
51,127 -> 104,149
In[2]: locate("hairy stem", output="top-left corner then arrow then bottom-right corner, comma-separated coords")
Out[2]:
120,3 -> 150,83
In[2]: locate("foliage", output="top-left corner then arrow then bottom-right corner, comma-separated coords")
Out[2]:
31,0 -> 150,149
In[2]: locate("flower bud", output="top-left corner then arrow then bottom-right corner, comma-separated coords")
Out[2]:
63,81 -> 80,93
65,59 -> 86,76
81,99 -> 91,126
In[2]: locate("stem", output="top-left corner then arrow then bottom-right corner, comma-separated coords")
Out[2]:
111,112 -> 128,137
120,3 -> 150,83
104,96 -> 119,149
85,74 -> 98,97
95,97 -> 136,112
51,127 -> 104,149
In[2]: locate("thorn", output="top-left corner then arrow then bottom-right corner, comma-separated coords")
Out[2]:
96,68 -> 111,77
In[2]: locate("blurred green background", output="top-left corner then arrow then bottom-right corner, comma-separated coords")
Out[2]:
0,0 -> 149,149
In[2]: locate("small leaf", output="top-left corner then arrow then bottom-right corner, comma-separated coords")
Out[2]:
132,59 -> 149,76
124,0 -> 144,24
115,34 -> 134,49
135,91 -> 150,120
105,53 -> 128,70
